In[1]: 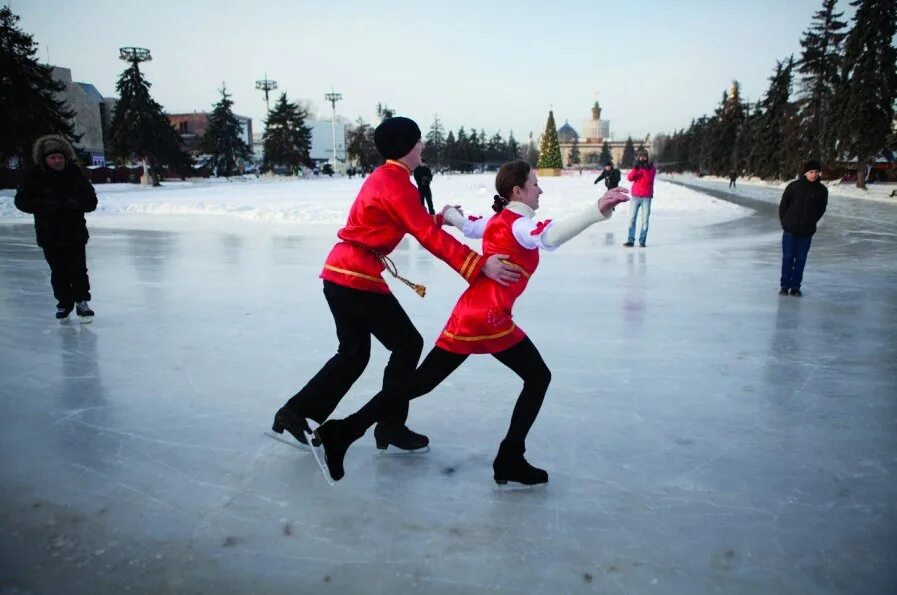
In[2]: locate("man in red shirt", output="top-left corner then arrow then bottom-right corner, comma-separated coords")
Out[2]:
272,117 -> 520,451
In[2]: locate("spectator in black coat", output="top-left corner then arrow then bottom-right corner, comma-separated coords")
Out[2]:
413,160 -> 435,214
778,159 -> 827,297
14,135 -> 98,320
593,161 -> 620,190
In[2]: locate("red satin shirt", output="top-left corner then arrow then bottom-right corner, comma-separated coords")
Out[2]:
320,161 -> 484,293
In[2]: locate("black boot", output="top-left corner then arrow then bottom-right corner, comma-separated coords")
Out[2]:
493,441 -> 548,486
373,423 -> 429,451
315,419 -> 363,482
272,406 -> 314,445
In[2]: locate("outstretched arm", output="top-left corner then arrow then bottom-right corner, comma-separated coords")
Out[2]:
540,187 -> 630,249
442,206 -> 487,238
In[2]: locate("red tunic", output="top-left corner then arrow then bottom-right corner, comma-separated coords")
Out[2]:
320,161 -> 485,293
436,209 -> 539,354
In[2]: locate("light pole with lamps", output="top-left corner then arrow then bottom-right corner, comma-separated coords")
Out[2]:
324,89 -> 342,169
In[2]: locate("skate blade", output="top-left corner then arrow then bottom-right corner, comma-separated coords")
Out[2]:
77,316 -> 93,324
376,445 -> 430,455
263,431 -> 311,454
307,423 -> 335,486
493,479 -> 548,490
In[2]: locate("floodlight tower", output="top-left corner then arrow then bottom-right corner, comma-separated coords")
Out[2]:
255,74 -> 278,114
119,46 -> 152,66
324,88 -> 343,167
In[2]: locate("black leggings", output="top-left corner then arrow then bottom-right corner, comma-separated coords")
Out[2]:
346,336 -> 551,447
285,281 -> 423,426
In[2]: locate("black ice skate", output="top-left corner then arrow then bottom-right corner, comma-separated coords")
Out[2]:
492,442 -> 548,486
314,419 -> 362,482
75,301 -> 94,323
55,305 -> 73,320
373,423 -> 429,451
271,407 -> 316,446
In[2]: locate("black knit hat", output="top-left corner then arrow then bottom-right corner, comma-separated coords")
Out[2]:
374,117 -> 421,160
802,159 -> 822,173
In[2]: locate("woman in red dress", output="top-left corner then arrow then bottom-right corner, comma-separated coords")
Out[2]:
317,160 -> 629,485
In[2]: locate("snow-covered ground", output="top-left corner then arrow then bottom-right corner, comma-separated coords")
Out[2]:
1,173 -> 747,230
1,173 -> 895,594
667,172 -> 897,203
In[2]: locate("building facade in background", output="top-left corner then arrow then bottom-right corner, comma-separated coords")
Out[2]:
558,100 -> 650,167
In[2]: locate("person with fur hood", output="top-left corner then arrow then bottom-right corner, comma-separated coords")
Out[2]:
14,135 -> 98,321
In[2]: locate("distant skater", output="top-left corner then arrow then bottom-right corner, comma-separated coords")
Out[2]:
14,135 -> 97,322
729,170 -> 737,190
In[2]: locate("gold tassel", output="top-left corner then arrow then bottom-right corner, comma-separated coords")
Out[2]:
374,251 -> 427,298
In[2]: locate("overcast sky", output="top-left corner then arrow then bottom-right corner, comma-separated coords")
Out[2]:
11,0 -> 849,141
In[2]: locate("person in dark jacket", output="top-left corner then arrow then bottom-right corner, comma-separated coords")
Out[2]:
593,161 -> 621,190
14,135 -> 98,320
413,160 -> 435,215
778,160 -> 827,297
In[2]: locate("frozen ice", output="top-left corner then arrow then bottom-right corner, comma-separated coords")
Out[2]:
0,173 -> 895,593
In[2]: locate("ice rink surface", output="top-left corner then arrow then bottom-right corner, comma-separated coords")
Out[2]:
1,175 -> 895,594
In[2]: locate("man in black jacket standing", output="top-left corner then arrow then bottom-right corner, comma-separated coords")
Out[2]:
594,161 -> 620,190
15,135 -> 98,321
413,160 -> 435,215
778,160 -> 827,297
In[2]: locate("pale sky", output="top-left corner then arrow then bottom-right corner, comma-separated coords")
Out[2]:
12,0 -> 846,141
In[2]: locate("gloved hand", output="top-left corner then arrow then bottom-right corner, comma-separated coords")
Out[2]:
64,198 -> 80,211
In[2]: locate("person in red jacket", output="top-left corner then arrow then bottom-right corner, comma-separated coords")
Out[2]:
314,160 -> 629,485
272,117 -> 520,452
623,149 -> 657,247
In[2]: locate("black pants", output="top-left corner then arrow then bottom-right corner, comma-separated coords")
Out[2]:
346,336 -> 551,448
419,186 -> 434,215
285,281 -> 423,427
42,244 -> 90,308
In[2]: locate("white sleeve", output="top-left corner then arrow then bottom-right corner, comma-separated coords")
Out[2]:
540,203 -> 612,250
511,216 -> 553,251
443,208 -> 488,238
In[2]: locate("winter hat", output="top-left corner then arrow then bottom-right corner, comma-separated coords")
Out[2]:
802,159 -> 822,174
32,134 -> 76,166
374,117 -> 421,160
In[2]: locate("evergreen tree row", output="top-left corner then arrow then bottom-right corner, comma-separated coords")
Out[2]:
657,0 -> 895,188
346,113 -> 533,172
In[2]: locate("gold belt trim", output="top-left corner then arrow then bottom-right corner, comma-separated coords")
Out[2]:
323,264 -> 387,284
442,323 -> 517,342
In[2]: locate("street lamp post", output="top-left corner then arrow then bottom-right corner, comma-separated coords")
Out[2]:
324,89 -> 342,169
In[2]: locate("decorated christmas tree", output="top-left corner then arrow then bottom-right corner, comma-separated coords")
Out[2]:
536,110 -> 563,170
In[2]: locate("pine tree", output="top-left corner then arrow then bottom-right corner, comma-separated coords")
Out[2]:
443,130 -> 457,171
507,131 -> 520,161
468,128 -> 483,166
376,102 -> 395,121
536,110 -> 563,169
0,6 -> 77,169
707,82 -> 746,175
202,83 -> 251,178
569,138 -> 581,166
621,137 -> 635,168
486,131 -> 508,165
599,140 -> 612,165
832,0 -> 897,188
423,115 -> 445,168
346,117 -> 380,169
262,93 -> 312,175
750,58 -> 799,179
109,57 -> 191,185
796,0 -> 847,164
455,127 -> 472,172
